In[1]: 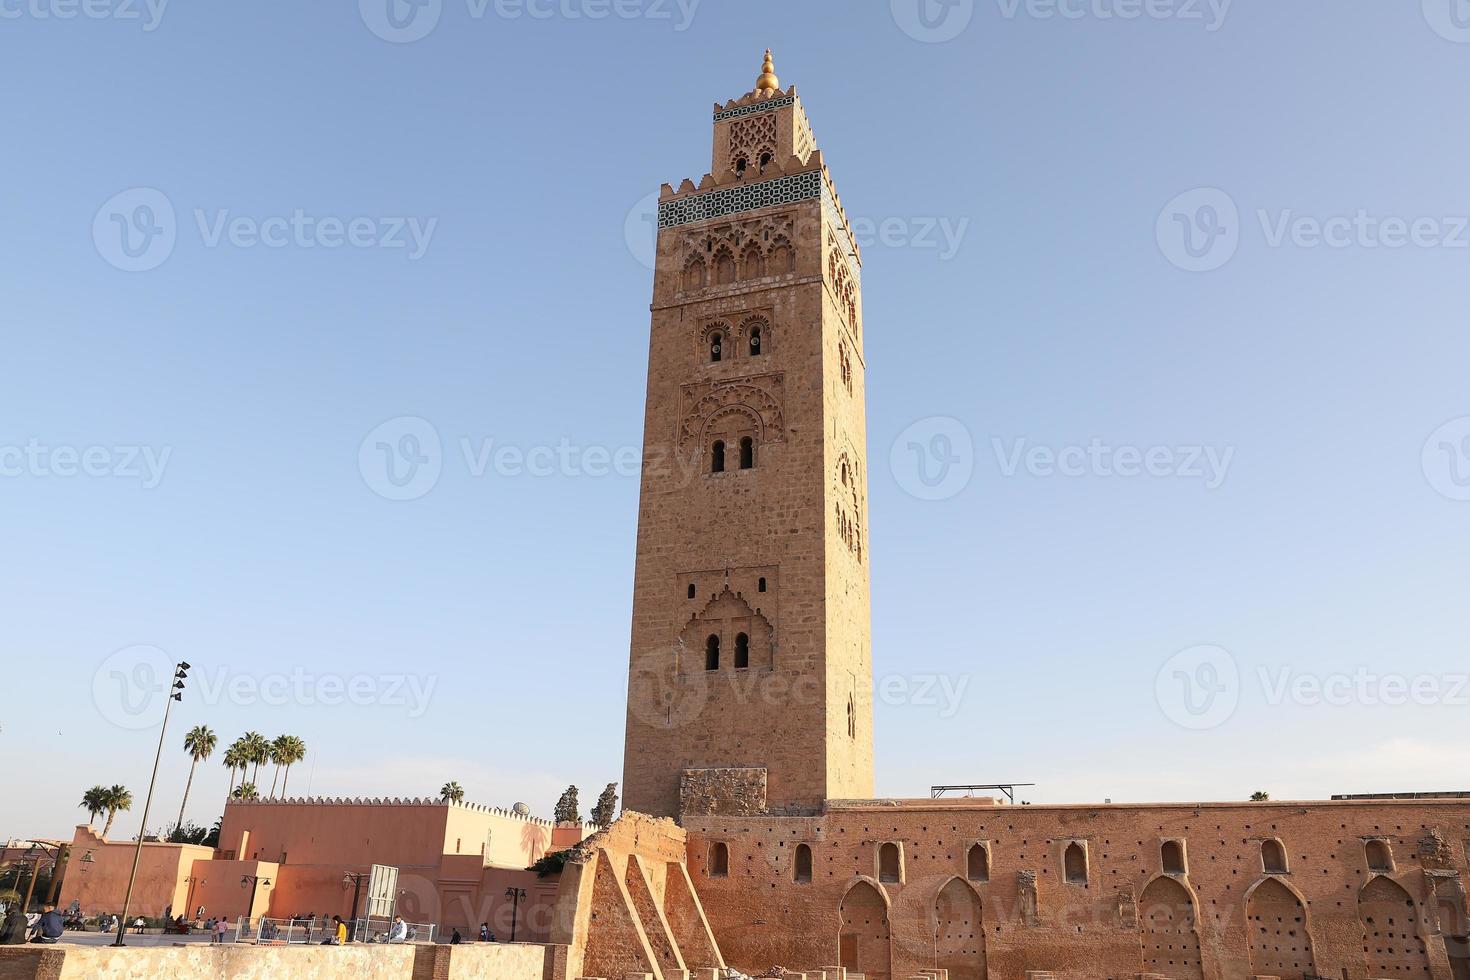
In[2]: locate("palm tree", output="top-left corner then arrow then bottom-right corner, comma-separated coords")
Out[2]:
231,782 -> 259,801
268,735 -> 289,798
100,785 -> 133,838
277,736 -> 306,797
222,743 -> 246,797
174,725 -> 217,831
440,781 -> 465,803
240,732 -> 269,785
79,786 -> 107,827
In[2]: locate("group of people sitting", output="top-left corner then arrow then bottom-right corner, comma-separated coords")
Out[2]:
0,904 -> 64,944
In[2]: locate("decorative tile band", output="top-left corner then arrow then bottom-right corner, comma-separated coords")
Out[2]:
823,184 -> 861,286
713,96 -> 795,123
658,170 -> 823,229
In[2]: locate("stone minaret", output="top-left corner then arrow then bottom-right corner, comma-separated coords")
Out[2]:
622,53 -> 874,819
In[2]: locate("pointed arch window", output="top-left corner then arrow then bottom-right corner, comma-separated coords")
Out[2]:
711,440 -> 726,474
704,635 -> 720,671
1261,838 -> 1288,874
739,437 -> 755,470
749,326 -> 762,356
878,842 -> 901,883
793,843 -> 812,883
710,331 -> 724,363
1064,842 -> 1088,884
734,633 -> 750,669
1366,839 -> 1393,873
687,583 -> 696,600
967,843 -> 990,882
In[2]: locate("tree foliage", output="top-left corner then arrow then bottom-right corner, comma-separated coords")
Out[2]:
592,783 -> 618,827
554,785 -> 580,824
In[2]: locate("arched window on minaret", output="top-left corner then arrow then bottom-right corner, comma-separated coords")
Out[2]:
710,331 -> 724,363
749,325 -> 762,356
711,440 -> 726,473
705,635 -> 720,671
739,437 -> 755,470
735,633 -> 749,669
794,843 -> 813,883
709,842 -> 729,877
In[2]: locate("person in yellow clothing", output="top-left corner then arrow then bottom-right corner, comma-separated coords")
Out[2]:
321,915 -> 348,945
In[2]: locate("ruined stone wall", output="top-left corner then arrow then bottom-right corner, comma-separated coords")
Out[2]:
684,798 -> 1470,980
550,812 -> 724,980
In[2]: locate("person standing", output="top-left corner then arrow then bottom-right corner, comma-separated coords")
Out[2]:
214,917 -> 229,943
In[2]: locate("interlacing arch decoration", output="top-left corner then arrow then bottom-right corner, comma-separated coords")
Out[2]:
679,376 -> 786,454
728,113 -> 778,177
676,217 -> 796,293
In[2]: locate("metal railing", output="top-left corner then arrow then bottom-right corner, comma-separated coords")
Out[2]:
234,916 -> 323,944
351,916 -> 437,944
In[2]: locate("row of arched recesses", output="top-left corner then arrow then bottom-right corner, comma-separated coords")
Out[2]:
703,633 -> 752,671
683,240 -> 795,292
827,238 -> 859,335
705,317 -> 768,363
710,437 -> 756,473
838,340 -> 854,394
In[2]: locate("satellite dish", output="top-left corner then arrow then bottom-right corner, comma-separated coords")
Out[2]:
512,802 -> 530,817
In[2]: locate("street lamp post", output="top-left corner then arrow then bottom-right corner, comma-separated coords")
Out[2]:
184,876 -> 206,920
113,661 -> 191,947
504,887 -> 526,944
341,872 -> 368,942
240,874 -> 270,928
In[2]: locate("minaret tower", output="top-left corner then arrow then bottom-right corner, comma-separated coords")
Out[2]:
622,53 -> 874,819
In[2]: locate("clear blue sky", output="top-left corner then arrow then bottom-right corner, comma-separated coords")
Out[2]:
4,0 -> 1469,841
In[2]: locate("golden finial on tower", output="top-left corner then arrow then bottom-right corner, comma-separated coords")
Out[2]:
755,49 -> 780,93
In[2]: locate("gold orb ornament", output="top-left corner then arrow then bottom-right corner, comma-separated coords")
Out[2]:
756,49 -> 780,92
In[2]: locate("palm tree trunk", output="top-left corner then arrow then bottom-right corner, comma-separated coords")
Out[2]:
270,766 -> 280,798
228,767 -> 238,797
176,758 -> 198,832
103,810 -> 116,838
